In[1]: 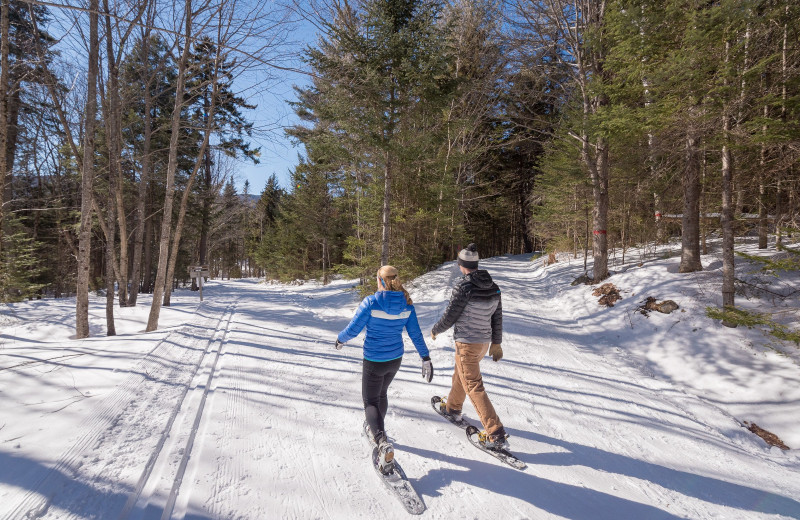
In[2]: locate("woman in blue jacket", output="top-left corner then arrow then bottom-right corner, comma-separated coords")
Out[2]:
336,265 -> 433,474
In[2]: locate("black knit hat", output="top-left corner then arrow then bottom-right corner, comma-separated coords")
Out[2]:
458,243 -> 479,269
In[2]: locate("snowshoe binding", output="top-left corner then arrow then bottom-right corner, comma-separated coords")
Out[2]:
465,425 -> 526,470
377,435 -> 395,475
431,396 -> 470,429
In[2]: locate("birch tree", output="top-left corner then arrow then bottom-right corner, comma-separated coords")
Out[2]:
512,0 -> 612,282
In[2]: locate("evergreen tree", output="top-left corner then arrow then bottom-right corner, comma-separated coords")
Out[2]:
0,215 -> 45,301
187,37 -> 260,274
283,0 -> 457,282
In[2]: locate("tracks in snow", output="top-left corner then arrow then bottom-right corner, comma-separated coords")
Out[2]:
119,301 -> 238,520
1,300 -> 238,520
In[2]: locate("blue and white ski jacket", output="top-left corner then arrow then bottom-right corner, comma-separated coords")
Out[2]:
337,290 -> 430,362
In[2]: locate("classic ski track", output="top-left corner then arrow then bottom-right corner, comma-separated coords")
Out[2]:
161,301 -> 238,520
1,300 -> 235,520
197,317 -> 252,520
174,287 -> 343,520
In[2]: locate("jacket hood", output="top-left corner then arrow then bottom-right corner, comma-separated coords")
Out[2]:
466,269 -> 495,289
374,290 -> 409,314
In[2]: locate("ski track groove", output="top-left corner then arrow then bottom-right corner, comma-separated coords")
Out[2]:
177,288 -> 344,520
1,301 -> 235,520
204,345 -> 245,520
200,314 -> 257,520
161,301 -> 238,520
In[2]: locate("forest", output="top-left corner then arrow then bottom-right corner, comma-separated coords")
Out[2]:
0,0 -> 798,337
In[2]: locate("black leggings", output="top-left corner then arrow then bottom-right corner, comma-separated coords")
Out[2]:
362,357 -> 403,442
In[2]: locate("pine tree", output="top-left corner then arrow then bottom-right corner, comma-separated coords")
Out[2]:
0,216 -> 44,301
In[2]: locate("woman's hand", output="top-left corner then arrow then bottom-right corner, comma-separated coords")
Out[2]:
335,339 -> 344,350
421,356 -> 433,382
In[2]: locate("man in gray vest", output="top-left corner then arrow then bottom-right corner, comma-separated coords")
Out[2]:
431,243 -> 507,449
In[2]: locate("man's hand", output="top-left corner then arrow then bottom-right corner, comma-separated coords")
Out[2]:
489,343 -> 503,362
335,339 -> 344,350
431,331 -> 437,341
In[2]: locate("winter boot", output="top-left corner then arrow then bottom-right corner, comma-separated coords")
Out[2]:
376,434 -> 395,474
439,399 -> 462,423
480,429 -> 510,451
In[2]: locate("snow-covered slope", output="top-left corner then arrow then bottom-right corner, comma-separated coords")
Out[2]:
1,247 -> 799,519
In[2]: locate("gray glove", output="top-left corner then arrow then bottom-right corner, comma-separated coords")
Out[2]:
421,356 -> 433,383
335,339 -> 343,350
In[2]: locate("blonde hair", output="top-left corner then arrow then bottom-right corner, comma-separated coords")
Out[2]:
377,265 -> 412,304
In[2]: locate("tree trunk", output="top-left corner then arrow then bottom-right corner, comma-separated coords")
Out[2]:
128,10 -> 156,306
146,0 -> 192,332
130,89 -> 153,303
679,121 -> 703,273
776,5 -> 788,249
163,122 -> 213,307
104,0 -> 128,307
164,50 -> 220,305
381,149 -> 392,266
591,136 -> 609,282
758,101 -> 769,250
721,137 -> 735,308
654,192 -> 663,244
76,0 -> 100,339
3,85 -> 19,209
105,173 -> 117,336
0,0 -> 8,258
720,43 -> 735,311
198,91 -> 212,274
142,191 -> 154,293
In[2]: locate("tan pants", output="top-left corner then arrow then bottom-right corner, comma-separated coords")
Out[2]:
446,341 -> 503,436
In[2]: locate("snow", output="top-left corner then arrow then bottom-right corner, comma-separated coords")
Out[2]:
1,241 -> 799,519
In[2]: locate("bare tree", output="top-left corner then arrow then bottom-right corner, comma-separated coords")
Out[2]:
101,0 -> 147,308
128,2 -> 158,306
146,0 -> 195,332
76,0 -> 100,338
720,38 -> 735,310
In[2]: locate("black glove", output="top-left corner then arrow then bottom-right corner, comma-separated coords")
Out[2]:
335,339 -> 343,350
421,356 -> 433,383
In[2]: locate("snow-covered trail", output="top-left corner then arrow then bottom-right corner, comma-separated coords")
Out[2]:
2,255 -> 799,519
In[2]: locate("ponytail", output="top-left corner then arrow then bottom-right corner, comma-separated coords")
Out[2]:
388,278 -> 412,305
377,265 -> 413,305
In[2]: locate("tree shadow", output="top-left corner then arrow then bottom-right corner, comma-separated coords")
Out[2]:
509,429 -> 800,518
399,444 -> 685,520
0,450 -> 131,519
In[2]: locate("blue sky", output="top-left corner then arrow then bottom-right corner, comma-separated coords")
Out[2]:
232,15 -> 318,195
45,0 -> 316,196
235,69 -> 310,194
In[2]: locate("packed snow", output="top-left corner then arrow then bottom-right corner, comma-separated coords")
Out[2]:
1,239 -> 799,519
